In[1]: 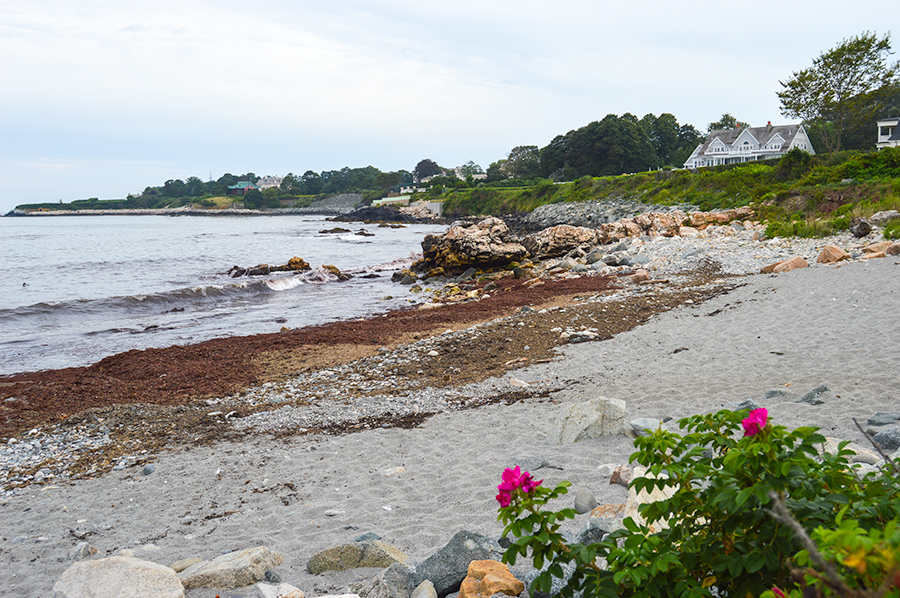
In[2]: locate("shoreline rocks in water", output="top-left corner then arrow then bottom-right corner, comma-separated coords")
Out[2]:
228,256 -> 311,277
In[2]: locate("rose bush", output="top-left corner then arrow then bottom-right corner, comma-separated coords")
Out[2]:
497,408 -> 900,598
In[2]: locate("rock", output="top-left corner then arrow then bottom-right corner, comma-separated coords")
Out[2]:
735,399 -> 761,412
67,541 -> 98,561
323,264 -> 352,281
288,256 -> 311,271
588,503 -> 627,535
849,218 -> 872,238
419,218 -> 527,272
521,225 -> 598,259
179,546 -> 284,590
609,464 -> 632,488
868,412 -> 900,427
630,269 -> 650,284
458,560 -> 524,598
887,242 -> 900,256
306,540 -> 408,575
863,241 -> 894,254
872,427 -> 900,452
817,245 -> 850,264
764,389 -> 786,399
796,385 -> 830,405
575,518 -> 608,545
549,397 -> 626,444
257,582 -> 306,598
53,556 -> 184,598
629,417 -> 661,437
411,580 -> 438,598
413,531 -> 503,597
171,557 -> 204,573
142,464 -> 155,476
574,487 -> 598,514
352,562 -> 414,598
624,466 -> 676,534
772,256 -> 809,273
868,210 -> 900,225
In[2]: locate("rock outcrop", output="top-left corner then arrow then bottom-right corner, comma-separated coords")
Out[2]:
417,218 -> 528,272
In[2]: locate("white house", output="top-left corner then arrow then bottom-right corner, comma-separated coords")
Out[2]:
256,175 -> 284,190
876,117 -> 900,149
683,123 -> 815,169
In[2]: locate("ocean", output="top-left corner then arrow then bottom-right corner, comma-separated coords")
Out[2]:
0,215 -> 447,376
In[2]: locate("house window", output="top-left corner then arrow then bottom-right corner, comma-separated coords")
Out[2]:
881,126 -> 895,137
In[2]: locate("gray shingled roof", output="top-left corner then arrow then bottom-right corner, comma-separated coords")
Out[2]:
697,124 -> 803,154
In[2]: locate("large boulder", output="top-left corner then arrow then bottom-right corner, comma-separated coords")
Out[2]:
413,531 -> 503,598
549,397 -> 626,444
623,466 -> 677,534
520,225 -> 599,259
178,546 -> 283,590
419,218 -> 528,272
352,562 -> 414,598
53,556 -> 184,598
817,245 -> 850,264
306,540 -> 407,574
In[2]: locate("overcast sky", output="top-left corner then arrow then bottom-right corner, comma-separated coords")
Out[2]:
0,1 -> 894,212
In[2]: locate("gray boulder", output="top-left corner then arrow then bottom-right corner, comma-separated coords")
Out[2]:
629,417 -> 662,437
413,531 -> 502,597
574,487 -> 598,514
868,412 -> 900,427
53,556 -> 184,598
179,546 -> 283,590
352,562 -> 415,598
549,397 -> 626,444
796,385 -> 830,405
872,427 -> 900,452
306,539 -> 408,574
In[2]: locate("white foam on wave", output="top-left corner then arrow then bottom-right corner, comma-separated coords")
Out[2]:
264,277 -> 305,291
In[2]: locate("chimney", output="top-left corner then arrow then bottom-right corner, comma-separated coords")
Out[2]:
767,121 -> 772,126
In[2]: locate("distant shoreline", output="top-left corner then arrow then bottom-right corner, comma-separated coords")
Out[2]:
4,207 -> 351,217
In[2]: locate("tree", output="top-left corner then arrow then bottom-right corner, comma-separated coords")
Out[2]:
485,160 -> 507,182
185,176 -> 205,197
458,161 -> 484,176
413,159 -> 441,182
280,173 -> 297,193
374,171 -> 401,189
707,113 -> 750,132
778,31 -> 900,152
503,146 -> 540,179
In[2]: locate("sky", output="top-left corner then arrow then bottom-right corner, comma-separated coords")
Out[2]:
0,0 -> 895,212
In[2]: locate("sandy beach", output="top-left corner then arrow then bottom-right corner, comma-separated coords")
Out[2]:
1,250 -> 898,597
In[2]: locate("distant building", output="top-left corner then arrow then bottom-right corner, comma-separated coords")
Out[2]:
227,181 -> 259,194
683,123 -> 815,169
256,175 -> 284,190
876,117 -> 900,149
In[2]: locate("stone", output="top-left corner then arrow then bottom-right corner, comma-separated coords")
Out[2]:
179,546 -> 283,590
849,217 -> 872,238
887,242 -> 900,256
413,531 -> 502,597
872,427 -> 900,452
588,503 -> 626,535
678,226 -> 700,238
67,542 -> 98,561
796,385 -> 829,405
142,464 -> 155,476
419,218 -> 528,272
609,464 -> 631,488
764,389 -> 786,399
458,560 -> 524,598
288,256 -> 311,271
624,466 -> 677,534
868,412 -> 900,427
170,556 -> 204,573
629,417 -> 661,437
735,399 -> 761,412
575,518 -> 608,545
411,581 -> 438,598
772,256 -> 809,273
574,487 -> 598,514
549,397 -> 626,444
257,582 -> 306,598
306,540 -> 407,575
352,562 -> 414,598
630,269 -> 650,284
868,210 -> 900,225
817,245 -> 850,264
521,225 -> 598,259
53,556 -> 184,598
863,241 -> 894,254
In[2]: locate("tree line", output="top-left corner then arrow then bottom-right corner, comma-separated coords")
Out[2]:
120,31 -> 899,209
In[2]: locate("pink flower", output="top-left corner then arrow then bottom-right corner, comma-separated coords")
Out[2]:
742,408 -> 768,437
772,587 -> 786,598
496,466 -> 542,507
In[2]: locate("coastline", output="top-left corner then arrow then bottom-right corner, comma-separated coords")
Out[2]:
1,251 -> 898,597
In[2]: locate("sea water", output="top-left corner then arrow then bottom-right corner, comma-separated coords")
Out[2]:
0,215 -> 447,376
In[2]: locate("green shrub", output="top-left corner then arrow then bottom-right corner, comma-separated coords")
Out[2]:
884,220 -> 900,240
498,409 -> 899,598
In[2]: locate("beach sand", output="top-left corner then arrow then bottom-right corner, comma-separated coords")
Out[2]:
2,255 -> 898,596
